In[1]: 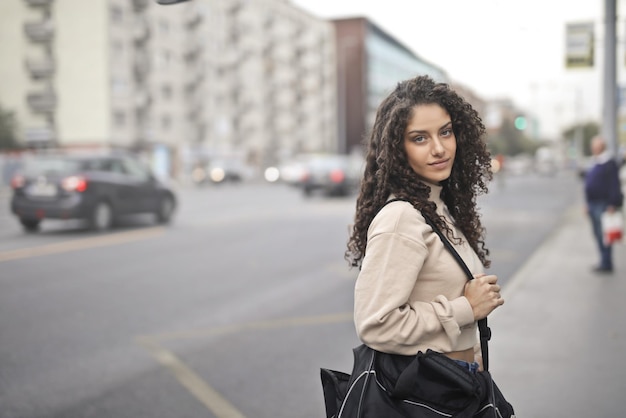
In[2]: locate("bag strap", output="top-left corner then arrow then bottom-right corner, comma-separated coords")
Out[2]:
422,213 -> 492,371
382,198 -> 492,371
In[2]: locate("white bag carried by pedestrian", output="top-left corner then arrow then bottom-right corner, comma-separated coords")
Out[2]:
602,211 -> 624,245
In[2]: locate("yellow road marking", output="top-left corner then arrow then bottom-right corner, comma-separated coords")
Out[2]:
137,337 -> 245,418
0,227 -> 165,263
135,312 -> 354,418
141,311 -> 354,342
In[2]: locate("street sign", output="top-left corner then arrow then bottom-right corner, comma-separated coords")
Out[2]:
565,22 -> 594,69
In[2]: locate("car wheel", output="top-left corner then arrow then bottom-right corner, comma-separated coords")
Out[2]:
20,219 -> 41,233
156,195 -> 175,224
90,201 -> 113,231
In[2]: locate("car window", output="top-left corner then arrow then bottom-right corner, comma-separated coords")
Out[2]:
308,156 -> 347,169
96,159 -> 125,174
121,157 -> 151,181
22,156 -> 82,176
79,159 -> 107,171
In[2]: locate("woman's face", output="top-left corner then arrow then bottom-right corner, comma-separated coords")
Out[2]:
403,103 -> 456,184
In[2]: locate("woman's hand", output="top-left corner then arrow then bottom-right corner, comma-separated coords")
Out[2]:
464,273 -> 504,320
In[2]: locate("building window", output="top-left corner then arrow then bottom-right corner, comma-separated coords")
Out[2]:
110,5 -> 123,24
113,111 -> 126,127
112,77 -> 127,96
161,115 -> 171,130
162,84 -> 173,100
159,19 -> 170,35
112,40 -> 124,57
156,50 -> 172,69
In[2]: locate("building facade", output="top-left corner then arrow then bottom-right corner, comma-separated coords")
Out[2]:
332,17 -> 448,155
186,0 -> 337,171
0,0 -> 337,180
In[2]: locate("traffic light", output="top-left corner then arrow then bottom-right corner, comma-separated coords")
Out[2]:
514,115 -> 527,131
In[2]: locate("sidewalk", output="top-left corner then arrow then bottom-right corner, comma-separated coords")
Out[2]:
489,204 -> 625,417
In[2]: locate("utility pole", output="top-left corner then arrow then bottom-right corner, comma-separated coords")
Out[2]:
603,0 -> 618,157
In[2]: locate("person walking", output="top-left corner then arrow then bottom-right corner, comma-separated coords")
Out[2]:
584,135 -> 624,274
345,75 -> 504,372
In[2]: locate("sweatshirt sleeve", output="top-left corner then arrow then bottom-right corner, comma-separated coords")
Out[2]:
354,204 -> 475,355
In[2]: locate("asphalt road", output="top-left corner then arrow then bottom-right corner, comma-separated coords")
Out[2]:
0,170 -> 581,418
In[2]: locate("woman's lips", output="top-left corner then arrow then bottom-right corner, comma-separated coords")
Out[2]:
429,158 -> 450,169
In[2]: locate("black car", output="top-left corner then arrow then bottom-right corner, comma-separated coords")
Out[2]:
10,152 -> 177,232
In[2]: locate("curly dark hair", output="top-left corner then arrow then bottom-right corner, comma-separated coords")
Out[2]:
345,75 -> 493,268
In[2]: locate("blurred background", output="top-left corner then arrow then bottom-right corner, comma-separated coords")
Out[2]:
0,1 -> 625,417
1,0 -> 624,185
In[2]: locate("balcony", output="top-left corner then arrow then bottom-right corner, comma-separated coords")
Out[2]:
23,0 -> 54,7
227,0 -> 244,15
186,107 -> 201,122
24,20 -> 54,43
133,51 -> 151,80
133,18 -> 150,44
27,90 -> 57,113
132,0 -> 149,12
184,73 -> 205,96
185,11 -> 203,29
183,38 -> 202,62
134,90 -> 152,110
25,57 -> 55,79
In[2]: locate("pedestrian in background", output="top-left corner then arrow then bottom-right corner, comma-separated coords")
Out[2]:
345,75 -> 505,372
584,135 -> 624,274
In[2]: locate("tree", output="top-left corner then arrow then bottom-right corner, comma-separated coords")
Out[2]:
562,122 -> 599,156
487,116 -> 540,156
0,104 -> 20,150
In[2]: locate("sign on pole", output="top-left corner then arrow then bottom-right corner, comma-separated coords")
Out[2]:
565,22 -> 594,68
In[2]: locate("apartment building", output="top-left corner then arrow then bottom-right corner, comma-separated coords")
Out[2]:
0,0 -> 337,179
191,0 -> 337,170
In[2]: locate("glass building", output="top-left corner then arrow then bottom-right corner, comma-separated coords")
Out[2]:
333,17 -> 448,155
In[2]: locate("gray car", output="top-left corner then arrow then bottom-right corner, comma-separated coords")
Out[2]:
10,151 -> 177,232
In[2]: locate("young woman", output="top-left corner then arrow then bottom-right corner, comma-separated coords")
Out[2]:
345,75 -> 505,371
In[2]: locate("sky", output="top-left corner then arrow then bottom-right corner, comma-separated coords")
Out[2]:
290,0 -> 613,140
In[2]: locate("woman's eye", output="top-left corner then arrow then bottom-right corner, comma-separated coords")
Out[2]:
412,135 -> 426,143
441,129 -> 452,137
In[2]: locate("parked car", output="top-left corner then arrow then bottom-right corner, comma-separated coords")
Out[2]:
276,159 -> 310,186
270,154 -> 315,186
298,153 -> 363,197
191,156 -> 253,185
10,151 -> 177,232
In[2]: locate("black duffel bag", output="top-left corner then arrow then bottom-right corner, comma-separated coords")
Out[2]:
321,345 -> 514,418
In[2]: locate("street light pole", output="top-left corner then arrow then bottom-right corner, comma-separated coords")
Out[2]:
603,0 -> 618,157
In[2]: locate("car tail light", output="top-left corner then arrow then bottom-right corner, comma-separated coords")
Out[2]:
10,174 -> 25,189
62,175 -> 88,192
329,169 -> 345,183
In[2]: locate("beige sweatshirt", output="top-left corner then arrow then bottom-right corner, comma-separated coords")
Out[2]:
354,184 -> 483,356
